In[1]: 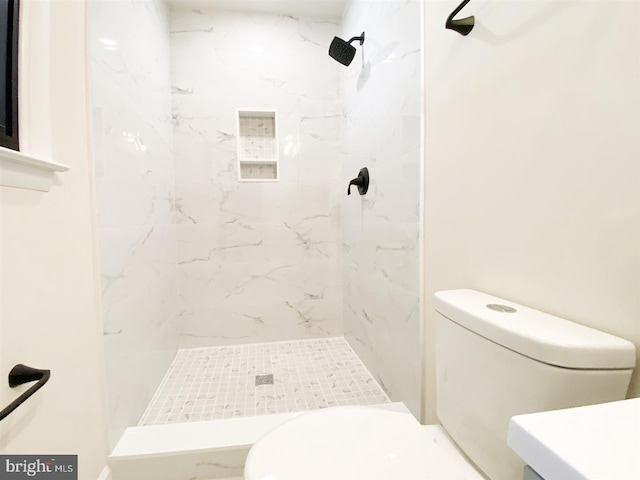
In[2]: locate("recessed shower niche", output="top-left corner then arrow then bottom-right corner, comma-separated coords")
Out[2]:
237,110 -> 278,181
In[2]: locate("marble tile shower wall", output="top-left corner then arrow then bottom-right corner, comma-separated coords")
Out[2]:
169,10 -> 344,347
340,0 -> 422,418
91,0 -> 179,448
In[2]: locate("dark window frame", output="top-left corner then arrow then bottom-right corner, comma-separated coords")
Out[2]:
0,0 -> 19,151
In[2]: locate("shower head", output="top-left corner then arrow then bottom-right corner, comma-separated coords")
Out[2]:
328,32 -> 365,66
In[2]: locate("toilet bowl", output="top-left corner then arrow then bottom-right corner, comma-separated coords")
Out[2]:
245,405 -> 483,480
245,290 -> 636,480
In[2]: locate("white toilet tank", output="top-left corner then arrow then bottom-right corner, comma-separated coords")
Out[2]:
434,289 -> 636,480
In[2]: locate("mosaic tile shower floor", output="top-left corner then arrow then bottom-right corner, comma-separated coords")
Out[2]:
138,337 -> 390,425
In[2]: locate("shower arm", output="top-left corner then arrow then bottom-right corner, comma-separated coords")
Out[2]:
347,33 -> 365,46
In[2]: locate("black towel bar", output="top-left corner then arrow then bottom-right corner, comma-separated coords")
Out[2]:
0,364 -> 51,421
446,0 -> 475,36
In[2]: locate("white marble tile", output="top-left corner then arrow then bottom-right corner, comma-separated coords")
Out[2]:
170,8 -> 343,346
104,314 -> 179,450
109,448 -> 247,480
175,252 -> 343,347
92,0 -> 175,230
340,0 -> 422,419
139,338 -> 389,425
91,0 -> 179,449
99,225 -> 177,311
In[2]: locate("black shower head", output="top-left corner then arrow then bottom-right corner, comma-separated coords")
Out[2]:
328,32 -> 365,66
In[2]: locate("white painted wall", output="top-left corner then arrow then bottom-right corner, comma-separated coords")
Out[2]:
0,0 -> 109,477
423,0 -> 640,422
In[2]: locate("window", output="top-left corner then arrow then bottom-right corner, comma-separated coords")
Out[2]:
0,0 -> 18,151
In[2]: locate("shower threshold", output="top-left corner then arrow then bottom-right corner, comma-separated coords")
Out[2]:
110,337 -> 395,480
110,402 -> 409,480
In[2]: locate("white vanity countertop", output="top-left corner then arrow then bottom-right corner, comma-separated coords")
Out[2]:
508,398 -> 640,480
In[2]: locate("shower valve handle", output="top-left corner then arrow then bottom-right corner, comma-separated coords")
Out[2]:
347,167 -> 369,196
347,178 -> 363,195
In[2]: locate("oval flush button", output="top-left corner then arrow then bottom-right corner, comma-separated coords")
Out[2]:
487,304 -> 517,313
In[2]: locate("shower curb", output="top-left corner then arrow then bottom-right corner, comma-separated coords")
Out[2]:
109,403 -> 408,480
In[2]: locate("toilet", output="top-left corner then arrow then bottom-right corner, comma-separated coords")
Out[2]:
244,289 -> 636,480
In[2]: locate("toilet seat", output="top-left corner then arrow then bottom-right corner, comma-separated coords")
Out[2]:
244,406 -> 482,480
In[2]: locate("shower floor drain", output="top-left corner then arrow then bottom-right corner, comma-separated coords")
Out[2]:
255,374 -> 274,386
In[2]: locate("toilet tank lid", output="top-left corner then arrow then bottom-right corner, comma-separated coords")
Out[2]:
434,290 -> 636,369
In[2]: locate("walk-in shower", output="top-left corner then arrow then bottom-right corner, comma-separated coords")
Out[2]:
91,0 -> 421,475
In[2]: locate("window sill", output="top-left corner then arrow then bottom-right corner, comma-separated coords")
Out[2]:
0,146 -> 69,192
